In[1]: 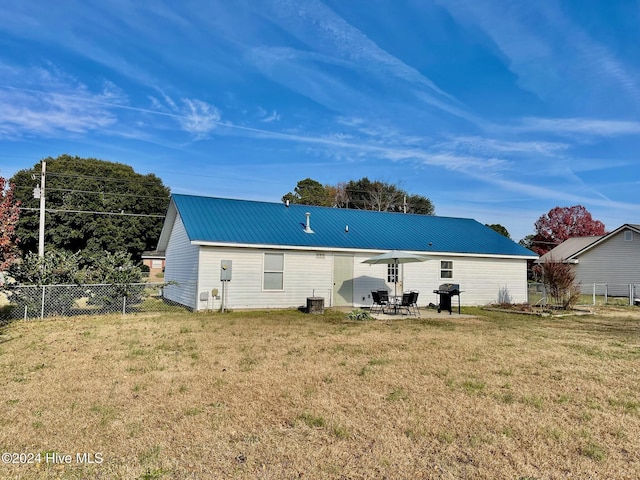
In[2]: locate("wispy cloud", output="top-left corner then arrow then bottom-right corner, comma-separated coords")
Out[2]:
263,1 -> 456,97
0,61 -> 222,141
467,170 -> 637,213
436,135 -> 569,156
244,1 -> 476,124
516,117 -> 640,137
0,66 -> 119,137
437,0 -> 640,111
257,108 -> 280,123
147,94 -> 222,139
177,99 -> 221,139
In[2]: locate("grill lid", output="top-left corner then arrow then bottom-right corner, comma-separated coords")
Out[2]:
434,283 -> 460,293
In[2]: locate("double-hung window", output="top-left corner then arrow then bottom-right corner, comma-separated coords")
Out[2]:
264,253 -> 284,290
440,260 -> 453,279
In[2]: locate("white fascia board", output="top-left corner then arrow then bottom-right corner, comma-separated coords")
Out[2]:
191,240 -> 537,260
156,201 -> 178,252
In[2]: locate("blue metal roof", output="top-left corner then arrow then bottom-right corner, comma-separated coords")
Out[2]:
169,194 -> 535,257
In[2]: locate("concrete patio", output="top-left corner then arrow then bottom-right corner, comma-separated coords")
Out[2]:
372,309 -> 476,320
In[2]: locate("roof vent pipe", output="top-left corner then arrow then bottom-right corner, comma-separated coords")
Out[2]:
285,199 -> 290,207
304,212 -> 314,234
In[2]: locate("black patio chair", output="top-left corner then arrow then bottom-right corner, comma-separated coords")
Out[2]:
409,290 -> 420,317
370,290 -> 388,315
377,289 -> 390,304
398,292 -> 412,315
378,289 -> 394,314
399,291 -> 420,316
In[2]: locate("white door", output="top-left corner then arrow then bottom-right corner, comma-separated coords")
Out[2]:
333,255 -> 354,307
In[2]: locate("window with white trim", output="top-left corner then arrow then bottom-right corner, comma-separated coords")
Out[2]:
263,253 -> 284,290
625,231 -> 633,242
440,260 -> 453,279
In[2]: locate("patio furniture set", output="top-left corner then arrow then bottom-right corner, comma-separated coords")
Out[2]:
370,289 -> 420,316
363,250 -> 462,317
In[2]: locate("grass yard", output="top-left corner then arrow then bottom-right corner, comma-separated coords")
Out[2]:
1,307 -> 639,479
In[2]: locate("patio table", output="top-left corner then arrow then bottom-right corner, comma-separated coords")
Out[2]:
386,295 -> 402,315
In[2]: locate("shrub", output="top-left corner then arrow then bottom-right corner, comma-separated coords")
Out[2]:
347,309 -> 373,321
532,256 -> 581,309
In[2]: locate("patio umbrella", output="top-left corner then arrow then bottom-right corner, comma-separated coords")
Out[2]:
362,250 -> 429,298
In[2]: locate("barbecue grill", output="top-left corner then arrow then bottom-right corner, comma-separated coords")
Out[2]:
433,283 -> 461,314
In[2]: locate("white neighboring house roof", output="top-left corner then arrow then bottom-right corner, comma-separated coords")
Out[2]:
536,236 -> 603,264
536,224 -> 640,264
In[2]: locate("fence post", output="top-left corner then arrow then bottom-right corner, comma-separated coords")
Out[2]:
592,283 -> 596,306
41,285 -> 46,320
122,295 -> 126,316
630,284 -> 633,307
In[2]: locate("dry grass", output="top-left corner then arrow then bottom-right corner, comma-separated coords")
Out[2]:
1,307 -> 639,479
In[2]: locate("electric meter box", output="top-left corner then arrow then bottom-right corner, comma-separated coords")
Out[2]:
220,260 -> 232,281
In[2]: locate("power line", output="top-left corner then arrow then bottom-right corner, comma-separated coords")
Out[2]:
18,164 -> 426,198
18,207 -> 165,218
45,188 -> 169,200
45,171 -> 165,186
11,162 -> 429,201
11,183 -> 169,199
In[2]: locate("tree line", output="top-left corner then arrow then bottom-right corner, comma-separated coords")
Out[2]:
2,154 -> 170,287
282,177 -> 435,215
0,156 -> 608,288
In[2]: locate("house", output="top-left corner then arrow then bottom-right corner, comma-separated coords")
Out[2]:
141,250 -> 166,279
536,224 -> 640,297
156,194 -> 537,311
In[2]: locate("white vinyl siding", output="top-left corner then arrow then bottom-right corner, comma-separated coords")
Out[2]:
170,243 -> 529,311
403,256 -> 528,306
574,229 -> 640,294
163,214 -> 199,309
197,248 -> 333,310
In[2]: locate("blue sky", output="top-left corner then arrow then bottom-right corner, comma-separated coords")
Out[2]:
1,0 -> 639,242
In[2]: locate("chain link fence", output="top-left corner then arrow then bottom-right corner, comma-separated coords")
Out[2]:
0,283 -> 189,322
528,282 -> 640,307
4,281 -> 639,322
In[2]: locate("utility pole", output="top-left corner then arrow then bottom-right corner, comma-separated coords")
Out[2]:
38,161 -> 46,257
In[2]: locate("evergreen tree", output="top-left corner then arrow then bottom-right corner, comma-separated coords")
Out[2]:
10,155 -> 170,262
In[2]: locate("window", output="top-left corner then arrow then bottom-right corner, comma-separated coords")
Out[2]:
264,253 -> 284,290
625,231 -> 633,242
387,263 -> 398,283
440,260 -> 453,279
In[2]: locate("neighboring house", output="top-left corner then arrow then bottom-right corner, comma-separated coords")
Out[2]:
156,194 -> 537,311
141,251 -> 166,278
536,224 -> 640,296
